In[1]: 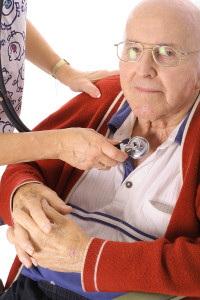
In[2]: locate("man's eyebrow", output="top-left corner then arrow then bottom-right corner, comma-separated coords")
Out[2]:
126,39 -> 178,47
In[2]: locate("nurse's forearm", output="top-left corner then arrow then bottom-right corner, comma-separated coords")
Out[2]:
0,131 -> 60,165
25,19 -> 63,75
0,128 -> 127,166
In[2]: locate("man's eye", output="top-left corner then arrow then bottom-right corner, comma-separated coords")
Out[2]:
128,47 -> 139,59
159,47 -> 175,57
165,51 -> 174,57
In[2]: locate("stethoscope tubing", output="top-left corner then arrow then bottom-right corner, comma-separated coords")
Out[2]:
0,94 -> 30,132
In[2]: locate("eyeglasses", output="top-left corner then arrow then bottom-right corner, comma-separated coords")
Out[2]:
114,41 -> 200,67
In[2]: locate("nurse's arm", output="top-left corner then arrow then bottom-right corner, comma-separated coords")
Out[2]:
26,19 -> 119,98
0,128 -> 127,166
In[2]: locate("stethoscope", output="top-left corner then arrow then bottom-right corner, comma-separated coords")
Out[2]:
0,88 -> 30,132
115,136 -> 149,159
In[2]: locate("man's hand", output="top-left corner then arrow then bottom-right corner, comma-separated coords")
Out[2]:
56,128 -> 128,169
55,64 -> 119,98
8,200 -> 90,272
9,183 -> 71,268
13,183 -> 71,233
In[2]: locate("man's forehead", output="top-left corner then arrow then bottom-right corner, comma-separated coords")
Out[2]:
127,0 -> 200,18
125,0 -> 200,49
126,0 -> 200,36
125,19 -> 187,48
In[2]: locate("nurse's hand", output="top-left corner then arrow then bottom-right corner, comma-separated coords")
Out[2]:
55,127 -> 128,170
8,199 -> 90,272
55,64 -> 119,98
7,183 -> 71,268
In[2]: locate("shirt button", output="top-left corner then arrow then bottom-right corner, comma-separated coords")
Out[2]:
50,281 -> 55,285
126,181 -> 133,188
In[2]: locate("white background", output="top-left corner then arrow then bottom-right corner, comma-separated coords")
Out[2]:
0,0 -> 199,287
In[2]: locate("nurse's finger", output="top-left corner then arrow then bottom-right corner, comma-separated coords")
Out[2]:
102,141 -> 128,163
87,70 -> 119,82
95,162 -> 110,170
80,81 -> 101,98
98,153 -> 119,168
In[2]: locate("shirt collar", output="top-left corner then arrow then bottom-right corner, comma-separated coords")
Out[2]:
108,102 -> 192,146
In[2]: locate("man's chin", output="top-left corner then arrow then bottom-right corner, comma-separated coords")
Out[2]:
133,105 -> 155,120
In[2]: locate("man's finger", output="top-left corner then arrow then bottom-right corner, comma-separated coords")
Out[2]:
7,226 -> 33,269
6,226 -> 15,245
39,187 -> 70,214
41,199 -> 66,223
27,199 -> 52,234
15,243 -> 33,269
14,223 -> 34,255
13,208 -> 39,234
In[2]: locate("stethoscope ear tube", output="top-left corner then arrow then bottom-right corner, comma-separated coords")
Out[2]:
0,95 -> 30,132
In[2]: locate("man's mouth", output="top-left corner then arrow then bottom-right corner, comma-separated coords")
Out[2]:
135,86 -> 160,93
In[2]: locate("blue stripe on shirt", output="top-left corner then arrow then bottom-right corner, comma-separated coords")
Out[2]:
70,204 -> 157,241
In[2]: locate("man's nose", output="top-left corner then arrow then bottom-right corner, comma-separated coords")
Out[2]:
136,49 -> 157,78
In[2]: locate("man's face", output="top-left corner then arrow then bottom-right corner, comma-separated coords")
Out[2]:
120,3 -> 200,123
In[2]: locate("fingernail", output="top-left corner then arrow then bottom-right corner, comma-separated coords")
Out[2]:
96,92 -> 101,98
93,90 -> 101,98
24,260 -> 31,269
26,246 -> 34,256
31,257 -> 38,267
42,199 -> 49,206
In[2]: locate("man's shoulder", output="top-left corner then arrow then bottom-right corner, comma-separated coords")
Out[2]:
95,75 -> 121,93
34,76 -> 122,131
75,75 -> 122,108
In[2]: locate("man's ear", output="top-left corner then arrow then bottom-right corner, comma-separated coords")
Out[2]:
196,70 -> 200,90
195,60 -> 200,90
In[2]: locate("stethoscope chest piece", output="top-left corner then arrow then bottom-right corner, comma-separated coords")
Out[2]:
120,136 -> 149,159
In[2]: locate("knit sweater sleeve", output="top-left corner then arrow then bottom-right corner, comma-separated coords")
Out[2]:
82,236 -> 200,297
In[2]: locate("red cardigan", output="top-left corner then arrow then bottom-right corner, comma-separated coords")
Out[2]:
1,76 -> 200,299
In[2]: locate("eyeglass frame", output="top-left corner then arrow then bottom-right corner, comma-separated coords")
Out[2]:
114,41 -> 200,67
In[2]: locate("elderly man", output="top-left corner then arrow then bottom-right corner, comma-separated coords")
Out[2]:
1,0 -> 200,299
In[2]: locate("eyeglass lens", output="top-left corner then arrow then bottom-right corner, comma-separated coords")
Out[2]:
118,42 -> 181,66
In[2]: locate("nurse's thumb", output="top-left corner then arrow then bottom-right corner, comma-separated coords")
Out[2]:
82,82 -> 101,98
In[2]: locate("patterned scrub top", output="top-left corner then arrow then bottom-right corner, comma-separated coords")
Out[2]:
0,0 -> 27,133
